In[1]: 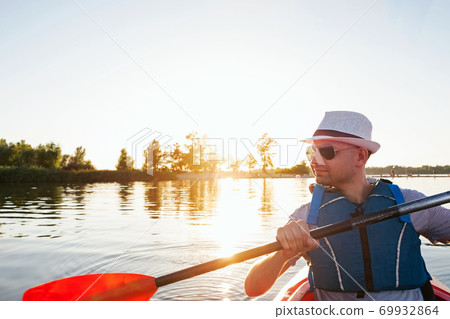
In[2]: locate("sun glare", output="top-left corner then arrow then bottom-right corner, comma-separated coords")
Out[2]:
207,179 -> 261,256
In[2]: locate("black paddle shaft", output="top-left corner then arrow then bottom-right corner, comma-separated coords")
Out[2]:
154,191 -> 450,288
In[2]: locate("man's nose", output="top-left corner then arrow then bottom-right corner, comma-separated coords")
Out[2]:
312,152 -> 325,166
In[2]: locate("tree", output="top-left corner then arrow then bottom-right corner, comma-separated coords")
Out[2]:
291,161 -> 310,175
183,131 -> 200,172
36,143 -> 62,168
142,140 -> 163,173
116,148 -> 134,170
0,140 -> 60,168
9,140 -> 35,167
182,132 -> 223,173
276,160 -> 311,175
72,147 -> 87,168
246,155 -> 257,172
60,154 -> 70,168
169,143 -> 184,172
257,133 -> 277,173
231,159 -> 242,174
198,135 -> 221,172
61,146 -> 94,170
0,139 -> 12,166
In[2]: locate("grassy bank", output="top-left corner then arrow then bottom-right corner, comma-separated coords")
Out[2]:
0,167 -> 176,184
1,166 -> 448,184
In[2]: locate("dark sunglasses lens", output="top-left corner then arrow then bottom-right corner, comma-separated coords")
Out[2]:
319,146 -> 335,160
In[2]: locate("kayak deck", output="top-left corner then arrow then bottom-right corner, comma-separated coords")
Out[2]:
276,269 -> 450,301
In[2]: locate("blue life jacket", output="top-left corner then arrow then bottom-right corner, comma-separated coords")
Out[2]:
306,180 -> 430,292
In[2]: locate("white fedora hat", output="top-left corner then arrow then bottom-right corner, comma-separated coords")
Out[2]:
302,111 -> 381,154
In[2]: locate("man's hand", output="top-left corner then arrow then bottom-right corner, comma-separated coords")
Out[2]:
245,219 -> 318,297
276,220 -> 319,259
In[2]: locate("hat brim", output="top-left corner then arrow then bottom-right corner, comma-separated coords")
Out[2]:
301,136 -> 380,154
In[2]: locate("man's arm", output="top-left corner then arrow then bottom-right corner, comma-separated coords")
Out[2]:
402,188 -> 450,244
244,218 -> 318,297
244,249 -> 296,297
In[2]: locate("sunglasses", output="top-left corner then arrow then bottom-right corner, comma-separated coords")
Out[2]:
306,144 -> 356,161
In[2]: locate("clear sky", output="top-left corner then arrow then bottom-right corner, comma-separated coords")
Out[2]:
1,0 -> 449,169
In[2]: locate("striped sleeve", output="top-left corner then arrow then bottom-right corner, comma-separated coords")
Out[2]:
402,188 -> 450,244
288,203 -> 311,222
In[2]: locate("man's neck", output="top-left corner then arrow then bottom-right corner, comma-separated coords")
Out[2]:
334,176 -> 373,205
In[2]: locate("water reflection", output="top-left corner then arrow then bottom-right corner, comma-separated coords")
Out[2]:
118,183 -> 134,213
144,182 -> 161,218
0,183 -> 91,238
248,179 -> 257,199
143,180 -> 220,221
62,184 -> 88,207
186,180 -> 218,217
258,179 -> 275,214
0,184 -> 64,209
0,184 -> 65,216
0,179 -> 279,239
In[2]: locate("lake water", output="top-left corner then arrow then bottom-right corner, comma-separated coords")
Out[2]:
0,177 -> 449,301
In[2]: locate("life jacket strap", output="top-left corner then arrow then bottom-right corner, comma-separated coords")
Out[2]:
386,183 -> 411,223
307,184 -> 325,225
351,205 -> 374,292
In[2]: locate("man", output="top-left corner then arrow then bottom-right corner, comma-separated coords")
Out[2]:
244,111 -> 449,301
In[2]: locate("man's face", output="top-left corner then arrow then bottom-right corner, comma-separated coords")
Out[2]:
308,140 -> 359,187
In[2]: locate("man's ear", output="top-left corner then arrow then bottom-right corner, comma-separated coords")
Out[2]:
355,147 -> 369,168
308,183 -> 315,194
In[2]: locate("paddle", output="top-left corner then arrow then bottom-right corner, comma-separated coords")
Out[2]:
23,190 -> 450,301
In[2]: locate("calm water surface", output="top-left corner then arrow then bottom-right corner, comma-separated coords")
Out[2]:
0,177 -> 449,300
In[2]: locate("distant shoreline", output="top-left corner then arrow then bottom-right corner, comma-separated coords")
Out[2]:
368,174 -> 450,179
0,167 -> 448,184
0,167 -> 171,184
